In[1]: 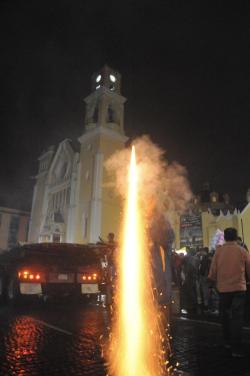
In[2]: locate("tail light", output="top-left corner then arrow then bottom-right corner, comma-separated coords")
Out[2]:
18,270 -> 45,283
78,272 -> 98,283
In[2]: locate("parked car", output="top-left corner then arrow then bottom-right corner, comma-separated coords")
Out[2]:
0,242 -> 115,304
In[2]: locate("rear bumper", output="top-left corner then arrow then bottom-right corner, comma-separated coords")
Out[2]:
43,283 -> 77,297
18,280 -> 104,299
18,282 -> 76,297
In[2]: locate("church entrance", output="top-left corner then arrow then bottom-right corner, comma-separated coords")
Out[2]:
52,233 -> 61,243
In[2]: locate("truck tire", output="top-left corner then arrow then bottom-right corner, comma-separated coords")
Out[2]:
7,277 -> 20,305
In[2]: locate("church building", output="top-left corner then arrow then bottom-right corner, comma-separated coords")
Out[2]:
28,66 -> 128,244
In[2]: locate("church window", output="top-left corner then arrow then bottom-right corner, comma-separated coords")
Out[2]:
108,106 -> 115,122
66,188 -> 71,205
62,189 -> 66,207
8,216 -> 20,249
93,106 -> 98,122
55,193 -> 59,209
54,211 -> 64,223
56,190 -> 65,209
48,196 -> 52,211
85,170 -> 89,180
63,190 -> 66,206
40,161 -> 47,171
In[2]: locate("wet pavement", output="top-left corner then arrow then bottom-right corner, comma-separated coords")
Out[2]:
0,301 -> 249,375
0,301 -> 107,376
172,317 -> 250,376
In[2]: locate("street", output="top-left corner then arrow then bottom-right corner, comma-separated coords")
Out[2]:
0,300 -> 250,376
0,300 -> 107,376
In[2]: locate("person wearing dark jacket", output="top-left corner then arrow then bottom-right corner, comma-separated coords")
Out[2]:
149,214 -> 174,307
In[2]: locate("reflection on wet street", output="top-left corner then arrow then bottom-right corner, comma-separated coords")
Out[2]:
0,302 -> 108,375
0,302 -> 250,375
4,316 -> 45,375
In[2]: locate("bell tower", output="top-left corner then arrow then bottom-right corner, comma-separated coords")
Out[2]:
77,66 -> 128,244
84,65 -> 126,135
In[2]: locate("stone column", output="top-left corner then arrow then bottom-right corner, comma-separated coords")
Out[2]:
89,152 -> 103,243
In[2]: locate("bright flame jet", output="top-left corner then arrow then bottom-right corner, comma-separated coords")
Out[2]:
109,146 -> 164,376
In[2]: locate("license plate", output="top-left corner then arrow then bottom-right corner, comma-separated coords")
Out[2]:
81,284 -> 99,294
58,274 -> 68,280
20,283 -> 42,295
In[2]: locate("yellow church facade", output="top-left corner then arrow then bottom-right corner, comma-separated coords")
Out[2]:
239,203 -> 250,250
28,66 -> 127,244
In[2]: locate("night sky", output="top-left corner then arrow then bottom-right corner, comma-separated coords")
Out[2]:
0,1 -> 249,211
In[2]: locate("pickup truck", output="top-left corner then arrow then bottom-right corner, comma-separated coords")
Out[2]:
0,242 -> 115,304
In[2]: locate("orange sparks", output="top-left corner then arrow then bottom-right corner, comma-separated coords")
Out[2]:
109,146 -> 164,376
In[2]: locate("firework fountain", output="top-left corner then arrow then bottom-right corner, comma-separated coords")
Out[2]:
105,137 -> 192,376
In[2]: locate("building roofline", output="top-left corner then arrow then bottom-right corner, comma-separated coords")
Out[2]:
241,202 -> 250,215
0,206 -> 30,216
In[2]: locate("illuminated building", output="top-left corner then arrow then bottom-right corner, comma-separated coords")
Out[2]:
176,183 -> 250,251
28,66 -> 127,244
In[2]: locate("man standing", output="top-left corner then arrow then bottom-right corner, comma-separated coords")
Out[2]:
149,214 -> 174,307
208,227 -> 250,357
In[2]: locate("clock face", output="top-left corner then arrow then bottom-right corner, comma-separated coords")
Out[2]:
96,74 -> 101,83
109,74 -> 116,82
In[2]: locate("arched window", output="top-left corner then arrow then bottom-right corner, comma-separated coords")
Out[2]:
107,105 -> 115,122
93,106 -> 98,122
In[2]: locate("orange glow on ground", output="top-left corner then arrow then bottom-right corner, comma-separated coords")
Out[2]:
109,146 -> 166,376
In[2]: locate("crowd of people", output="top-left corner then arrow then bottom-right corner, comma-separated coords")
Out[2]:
171,228 -> 250,357
172,246 -> 219,315
104,225 -> 250,357
172,237 -> 250,320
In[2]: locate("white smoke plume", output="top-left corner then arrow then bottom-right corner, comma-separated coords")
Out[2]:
105,135 -> 192,225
